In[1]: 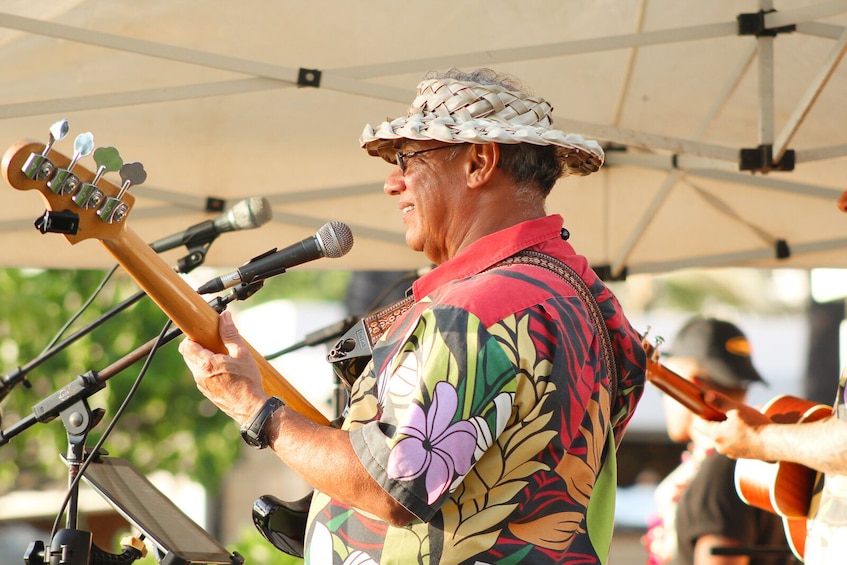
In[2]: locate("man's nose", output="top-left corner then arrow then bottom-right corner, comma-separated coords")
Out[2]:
383,166 -> 405,195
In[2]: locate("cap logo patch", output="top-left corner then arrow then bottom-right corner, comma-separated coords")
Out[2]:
725,336 -> 751,357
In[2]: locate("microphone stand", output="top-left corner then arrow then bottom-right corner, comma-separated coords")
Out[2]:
264,315 -> 358,361
5,282 -> 261,565
0,243 -> 212,406
263,267 -> 423,361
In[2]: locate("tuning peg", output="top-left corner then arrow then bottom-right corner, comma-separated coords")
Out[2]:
92,147 -> 123,182
649,335 -> 665,361
640,326 -> 666,361
97,161 -> 145,223
73,146 -> 122,210
46,132 -> 94,195
117,162 -> 147,197
21,119 -> 70,181
642,327 -> 665,344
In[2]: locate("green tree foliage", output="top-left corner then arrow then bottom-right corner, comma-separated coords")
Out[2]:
0,267 -> 350,496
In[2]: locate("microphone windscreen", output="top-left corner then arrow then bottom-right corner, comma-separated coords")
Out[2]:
317,221 -> 354,259
220,197 -> 273,231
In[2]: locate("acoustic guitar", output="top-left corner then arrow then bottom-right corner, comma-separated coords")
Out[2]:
1,128 -> 330,426
642,336 -> 830,561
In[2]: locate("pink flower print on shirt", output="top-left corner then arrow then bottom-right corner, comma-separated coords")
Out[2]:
387,381 -> 478,505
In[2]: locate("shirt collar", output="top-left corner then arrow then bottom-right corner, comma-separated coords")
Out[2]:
413,214 -> 568,298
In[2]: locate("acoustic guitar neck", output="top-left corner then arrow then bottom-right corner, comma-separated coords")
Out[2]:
642,338 -> 726,421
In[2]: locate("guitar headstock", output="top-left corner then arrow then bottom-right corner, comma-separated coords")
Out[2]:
640,327 -> 664,365
1,119 -> 143,245
640,327 -> 727,421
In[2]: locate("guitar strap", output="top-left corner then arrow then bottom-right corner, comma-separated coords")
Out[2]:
496,250 -> 618,409
327,295 -> 415,388
328,250 -> 619,415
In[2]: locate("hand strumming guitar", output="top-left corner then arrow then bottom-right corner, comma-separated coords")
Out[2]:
691,390 -> 773,460
694,389 -> 847,478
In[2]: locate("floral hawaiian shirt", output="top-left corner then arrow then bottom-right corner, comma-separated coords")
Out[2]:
304,215 -> 646,564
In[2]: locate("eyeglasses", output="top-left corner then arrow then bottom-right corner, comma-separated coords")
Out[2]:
393,145 -> 454,173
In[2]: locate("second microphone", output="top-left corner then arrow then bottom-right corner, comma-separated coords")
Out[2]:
197,221 -> 354,294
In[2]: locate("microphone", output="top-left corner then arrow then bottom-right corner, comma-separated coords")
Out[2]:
197,221 -> 354,294
149,196 -> 273,253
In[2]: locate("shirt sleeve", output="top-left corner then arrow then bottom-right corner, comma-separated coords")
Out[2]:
350,304 -> 523,521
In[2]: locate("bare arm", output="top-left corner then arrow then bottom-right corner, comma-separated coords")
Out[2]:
693,391 -> 847,475
733,415 -> 847,475
265,405 -> 415,526
179,311 -> 415,526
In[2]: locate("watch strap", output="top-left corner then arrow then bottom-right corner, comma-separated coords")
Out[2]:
240,396 -> 285,449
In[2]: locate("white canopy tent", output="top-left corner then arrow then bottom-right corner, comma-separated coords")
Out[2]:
1,0 -> 846,278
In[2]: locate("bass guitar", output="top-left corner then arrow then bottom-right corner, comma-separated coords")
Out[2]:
1,127 -> 330,426
3,124 -> 342,557
642,335 -> 830,561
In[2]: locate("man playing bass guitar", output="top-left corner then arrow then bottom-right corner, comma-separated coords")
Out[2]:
178,68 -> 647,564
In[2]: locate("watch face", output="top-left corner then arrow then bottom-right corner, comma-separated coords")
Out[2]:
242,428 -> 262,447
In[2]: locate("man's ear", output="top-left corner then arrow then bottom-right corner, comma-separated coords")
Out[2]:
466,143 -> 499,189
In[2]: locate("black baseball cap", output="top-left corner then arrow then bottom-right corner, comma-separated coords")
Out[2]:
669,317 -> 766,389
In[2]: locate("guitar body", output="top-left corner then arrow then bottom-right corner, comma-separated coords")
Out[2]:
734,395 -> 831,518
783,512 -> 812,563
732,395 -> 831,561
252,493 -> 312,558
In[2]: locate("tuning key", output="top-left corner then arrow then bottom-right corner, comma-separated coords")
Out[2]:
46,132 -> 94,195
117,162 -> 146,197
21,119 -> 70,181
97,161 -> 146,223
73,146 -> 122,210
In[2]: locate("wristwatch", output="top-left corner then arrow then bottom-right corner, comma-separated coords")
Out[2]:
240,396 -> 285,449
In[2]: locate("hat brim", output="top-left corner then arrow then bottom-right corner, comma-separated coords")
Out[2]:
696,357 -> 766,389
360,114 -> 604,177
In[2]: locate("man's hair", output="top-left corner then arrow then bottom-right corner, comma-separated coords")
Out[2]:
425,68 -> 565,198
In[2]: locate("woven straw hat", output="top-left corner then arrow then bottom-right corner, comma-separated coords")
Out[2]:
360,75 -> 604,176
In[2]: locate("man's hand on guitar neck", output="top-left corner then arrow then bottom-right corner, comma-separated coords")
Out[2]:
179,310 -> 268,427
691,391 -> 772,461
179,311 -> 417,527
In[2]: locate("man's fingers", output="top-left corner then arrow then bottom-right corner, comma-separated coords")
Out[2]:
178,336 -> 201,357
218,310 -> 246,358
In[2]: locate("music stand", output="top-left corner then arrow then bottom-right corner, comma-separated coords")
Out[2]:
79,456 -> 241,565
